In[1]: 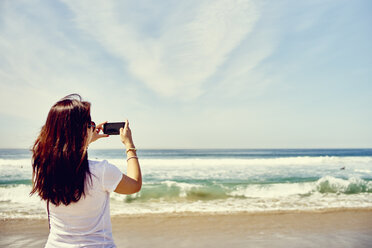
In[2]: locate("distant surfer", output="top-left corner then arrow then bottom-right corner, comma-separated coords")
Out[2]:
340,166 -> 345,170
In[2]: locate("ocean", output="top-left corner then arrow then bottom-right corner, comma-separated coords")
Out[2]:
1,148 -> 372,219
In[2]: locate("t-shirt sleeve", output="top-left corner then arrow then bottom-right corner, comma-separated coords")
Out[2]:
102,160 -> 123,192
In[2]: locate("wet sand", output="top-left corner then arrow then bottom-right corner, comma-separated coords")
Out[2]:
1,209 -> 372,248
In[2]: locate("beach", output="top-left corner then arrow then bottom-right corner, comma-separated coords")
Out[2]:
1,209 -> 372,248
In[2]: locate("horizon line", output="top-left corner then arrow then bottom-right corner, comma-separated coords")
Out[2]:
1,147 -> 372,150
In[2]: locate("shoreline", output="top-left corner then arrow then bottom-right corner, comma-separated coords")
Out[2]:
1,208 -> 372,248
3,206 -> 372,220
113,206 -> 372,218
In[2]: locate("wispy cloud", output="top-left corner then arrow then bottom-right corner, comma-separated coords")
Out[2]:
62,0 -> 262,99
1,0 -> 371,149
0,1 -> 130,120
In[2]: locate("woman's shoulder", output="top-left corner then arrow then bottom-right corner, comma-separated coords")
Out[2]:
88,159 -> 122,192
88,159 -> 108,173
88,159 -> 106,165
88,159 -> 107,166
88,159 -> 120,174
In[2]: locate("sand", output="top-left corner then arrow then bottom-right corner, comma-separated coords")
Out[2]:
1,209 -> 372,248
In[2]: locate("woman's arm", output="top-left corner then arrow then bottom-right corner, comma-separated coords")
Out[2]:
114,120 -> 142,194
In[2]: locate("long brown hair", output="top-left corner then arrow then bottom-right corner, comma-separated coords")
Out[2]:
31,94 -> 92,206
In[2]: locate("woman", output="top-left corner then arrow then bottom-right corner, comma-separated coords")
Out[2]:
31,94 -> 142,247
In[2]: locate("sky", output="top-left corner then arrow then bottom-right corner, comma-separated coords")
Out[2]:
0,0 -> 371,149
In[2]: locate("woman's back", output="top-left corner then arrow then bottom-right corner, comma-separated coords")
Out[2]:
45,160 -> 122,248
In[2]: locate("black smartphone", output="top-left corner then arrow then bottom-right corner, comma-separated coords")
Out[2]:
103,122 -> 125,135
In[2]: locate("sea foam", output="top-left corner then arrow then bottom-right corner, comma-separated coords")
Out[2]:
1,154 -> 372,218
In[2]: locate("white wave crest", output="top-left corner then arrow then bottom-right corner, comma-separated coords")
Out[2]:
0,184 -> 40,203
160,180 -> 202,198
136,156 -> 372,167
316,176 -> 372,194
229,183 -> 314,198
229,176 -> 372,199
0,158 -> 32,167
3,156 -> 370,168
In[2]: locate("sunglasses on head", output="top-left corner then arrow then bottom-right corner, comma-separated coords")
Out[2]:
88,121 -> 96,131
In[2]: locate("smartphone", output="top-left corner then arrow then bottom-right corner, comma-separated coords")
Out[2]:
103,122 -> 125,135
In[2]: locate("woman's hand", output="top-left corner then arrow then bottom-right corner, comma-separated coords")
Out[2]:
120,119 -> 135,147
89,121 -> 109,144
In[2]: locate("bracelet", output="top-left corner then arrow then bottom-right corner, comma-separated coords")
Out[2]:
126,147 -> 137,153
127,156 -> 138,162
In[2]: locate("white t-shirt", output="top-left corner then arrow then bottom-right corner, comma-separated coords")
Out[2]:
45,160 -> 123,248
